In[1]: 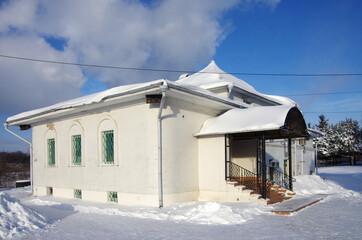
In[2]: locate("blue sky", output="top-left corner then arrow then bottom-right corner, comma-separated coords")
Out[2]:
0,0 -> 361,152
214,0 -> 362,124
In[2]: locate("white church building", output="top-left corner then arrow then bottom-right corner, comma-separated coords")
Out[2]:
5,61 -> 318,207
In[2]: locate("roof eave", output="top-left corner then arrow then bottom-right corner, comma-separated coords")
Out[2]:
6,82 -> 164,126
6,80 -> 246,126
168,83 -> 246,109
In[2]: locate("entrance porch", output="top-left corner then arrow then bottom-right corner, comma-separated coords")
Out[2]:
197,106 -> 309,204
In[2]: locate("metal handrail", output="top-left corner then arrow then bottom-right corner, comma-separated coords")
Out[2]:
228,162 -> 297,198
229,162 -> 270,197
269,167 -> 296,190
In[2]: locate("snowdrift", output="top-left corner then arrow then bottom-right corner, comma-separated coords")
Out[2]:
294,174 -> 360,199
26,199 -> 267,225
0,192 -> 46,239
1,171 -> 361,239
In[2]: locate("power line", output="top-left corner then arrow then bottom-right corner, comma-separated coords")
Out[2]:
283,91 -> 362,96
1,53 -> 362,77
304,111 -> 362,114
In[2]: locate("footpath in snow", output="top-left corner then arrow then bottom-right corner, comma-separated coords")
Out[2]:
0,165 -> 361,239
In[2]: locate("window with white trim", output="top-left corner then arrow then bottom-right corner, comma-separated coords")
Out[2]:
102,130 -> 114,164
98,117 -> 118,166
46,128 -> 57,167
72,135 -> 82,165
48,138 -> 55,166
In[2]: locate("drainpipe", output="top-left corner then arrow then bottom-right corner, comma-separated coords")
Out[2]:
158,81 -> 168,208
294,139 -> 297,176
315,137 -> 323,175
4,123 -> 33,195
288,138 -> 293,191
227,83 -> 233,99
315,142 -> 318,174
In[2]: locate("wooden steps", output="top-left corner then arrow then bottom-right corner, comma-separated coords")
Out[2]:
227,177 -> 295,205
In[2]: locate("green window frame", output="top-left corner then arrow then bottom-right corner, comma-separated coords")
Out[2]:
108,191 -> 118,203
74,189 -> 82,199
102,130 -> 114,164
72,135 -> 82,165
48,138 -> 55,166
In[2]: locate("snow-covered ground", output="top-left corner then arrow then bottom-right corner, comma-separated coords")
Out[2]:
1,166 -> 361,240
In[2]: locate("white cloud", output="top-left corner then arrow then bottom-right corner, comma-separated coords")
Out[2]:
0,0 -> 37,32
255,0 -> 281,9
31,0 -> 241,86
241,0 -> 281,11
0,0 -> 281,114
0,34 -> 85,113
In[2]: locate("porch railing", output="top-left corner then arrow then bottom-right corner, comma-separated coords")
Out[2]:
228,162 -> 295,199
229,162 -> 270,197
269,167 -> 296,190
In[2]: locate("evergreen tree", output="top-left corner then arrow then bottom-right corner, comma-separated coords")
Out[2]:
334,118 -> 359,155
315,116 -> 361,165
317,115 -> 328,130
315,115 -> 331,158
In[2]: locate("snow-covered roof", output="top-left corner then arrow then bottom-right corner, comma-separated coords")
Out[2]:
176,60 -> 256,92
6,61 -> 299,126
307,128 -> 325,138
6,80 -> 163,124
195,105 -> 297,137
6,78 -> 247,125
176,61 -> 296,106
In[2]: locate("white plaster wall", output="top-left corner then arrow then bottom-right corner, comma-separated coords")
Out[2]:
53,188 -> 74,199
161,98 -> 218,203
31,95 -> 220,206
208,88 -> 229,98
265,140 -> 287,171
198,136 -> 226,193
230,139 -> 257,173
82,189 -> 108,203
265,139 -> 315,176
297,140 -> 315,175
197,136 -> 262,203
266,140 -> 295,175
32,99 -> 160,205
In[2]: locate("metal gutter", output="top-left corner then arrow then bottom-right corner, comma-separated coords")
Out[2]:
157,81 -> 168,208
4,123 -> 33,195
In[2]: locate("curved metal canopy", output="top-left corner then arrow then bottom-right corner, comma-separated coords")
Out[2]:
195,105 -> 309,139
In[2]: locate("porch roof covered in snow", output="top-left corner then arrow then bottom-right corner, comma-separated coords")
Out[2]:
195,105 -> 309,139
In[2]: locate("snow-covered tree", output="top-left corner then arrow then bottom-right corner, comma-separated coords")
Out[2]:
334,118 -> 360,156
315,116 -> 361,161
315,115 -> 332,158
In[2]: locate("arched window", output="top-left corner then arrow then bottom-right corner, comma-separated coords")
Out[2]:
98,117 -> 118,165
45,128 -> 57,167
69,123 -> 84,166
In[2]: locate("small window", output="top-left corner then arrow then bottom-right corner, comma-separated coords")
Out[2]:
102,130 -> 114,164
298,138 -> 306,146
108,191 -> 118,203
48,138 -> 55,166
72,135 -> 82,165
74,189 -> 82,199
46,187 -> 53,195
